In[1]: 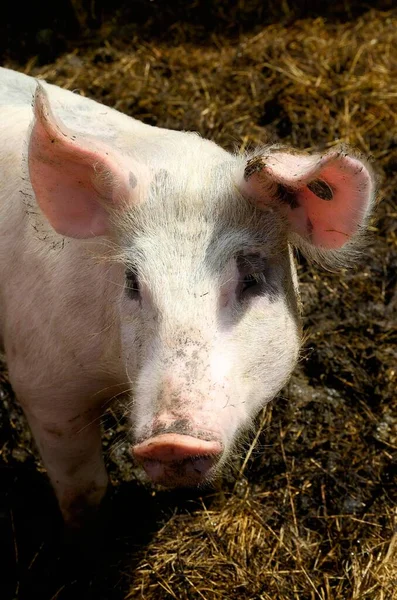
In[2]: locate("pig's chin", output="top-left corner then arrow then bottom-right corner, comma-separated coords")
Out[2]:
132,433 -> 223,487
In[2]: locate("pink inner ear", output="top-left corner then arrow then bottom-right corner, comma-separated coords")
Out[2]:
243,150 -> 375,250
28,84 -> 131,239
294,158 -> 373,248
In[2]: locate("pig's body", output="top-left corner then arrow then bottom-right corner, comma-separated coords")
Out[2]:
0,67 -> 375,525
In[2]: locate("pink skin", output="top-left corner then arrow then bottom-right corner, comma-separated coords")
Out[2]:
133,434 -> 223,485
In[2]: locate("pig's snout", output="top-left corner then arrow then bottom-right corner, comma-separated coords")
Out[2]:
132,433 -> 222,487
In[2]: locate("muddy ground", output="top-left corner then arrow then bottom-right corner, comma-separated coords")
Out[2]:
0,1 -> 396,599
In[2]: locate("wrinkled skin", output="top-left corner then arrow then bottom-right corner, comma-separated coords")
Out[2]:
0,68 -> 375,525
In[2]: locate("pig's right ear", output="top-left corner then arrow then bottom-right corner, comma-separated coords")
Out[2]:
238,146 -> 376,266
28,83 -> 133,239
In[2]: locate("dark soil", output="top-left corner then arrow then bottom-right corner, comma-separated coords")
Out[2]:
0,2 -> 396,599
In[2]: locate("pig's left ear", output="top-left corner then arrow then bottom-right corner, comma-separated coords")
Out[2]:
28,83 -> 135,239
239,146 -> 376,258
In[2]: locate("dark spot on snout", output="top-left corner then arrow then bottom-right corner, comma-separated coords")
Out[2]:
244,156 -> 265,180
152,419 -> 192,438
307,179 -> 334,200
129,171 -> 138,188
277,184 -> 300,209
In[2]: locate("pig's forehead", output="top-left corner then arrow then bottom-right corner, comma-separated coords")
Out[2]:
129,133 -> 238,196
119,159 -> 288,268
135,153 -> 254,219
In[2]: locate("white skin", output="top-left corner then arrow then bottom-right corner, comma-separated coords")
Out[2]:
0,68 -> 375,525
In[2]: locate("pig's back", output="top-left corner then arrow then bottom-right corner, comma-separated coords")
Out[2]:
0,68 -> 37,106
0,67 -> 90,109
0,67 -> 153,141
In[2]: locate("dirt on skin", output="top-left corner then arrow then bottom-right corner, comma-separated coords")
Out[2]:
0,2 -> 396,599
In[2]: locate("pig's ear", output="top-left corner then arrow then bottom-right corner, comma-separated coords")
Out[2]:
240,146 -> 376,259
28,83 -> 132,238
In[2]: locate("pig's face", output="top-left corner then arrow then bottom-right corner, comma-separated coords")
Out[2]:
28,85 -> 375,489
116,166 -> 301,486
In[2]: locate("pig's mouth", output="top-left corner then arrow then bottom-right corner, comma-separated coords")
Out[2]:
132,433 -> 223,487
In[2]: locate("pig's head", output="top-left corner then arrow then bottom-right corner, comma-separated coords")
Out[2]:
28,84 -> 376,487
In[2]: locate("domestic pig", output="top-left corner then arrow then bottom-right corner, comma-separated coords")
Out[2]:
0,67 -> 376,525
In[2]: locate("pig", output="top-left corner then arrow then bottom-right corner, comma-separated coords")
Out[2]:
0,67 -> 376,526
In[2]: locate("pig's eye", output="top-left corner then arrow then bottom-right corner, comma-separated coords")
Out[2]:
237,253 -> 267,300
239,273 -> 264,298
241,273 -> 260,293
125,268 -> 140,300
